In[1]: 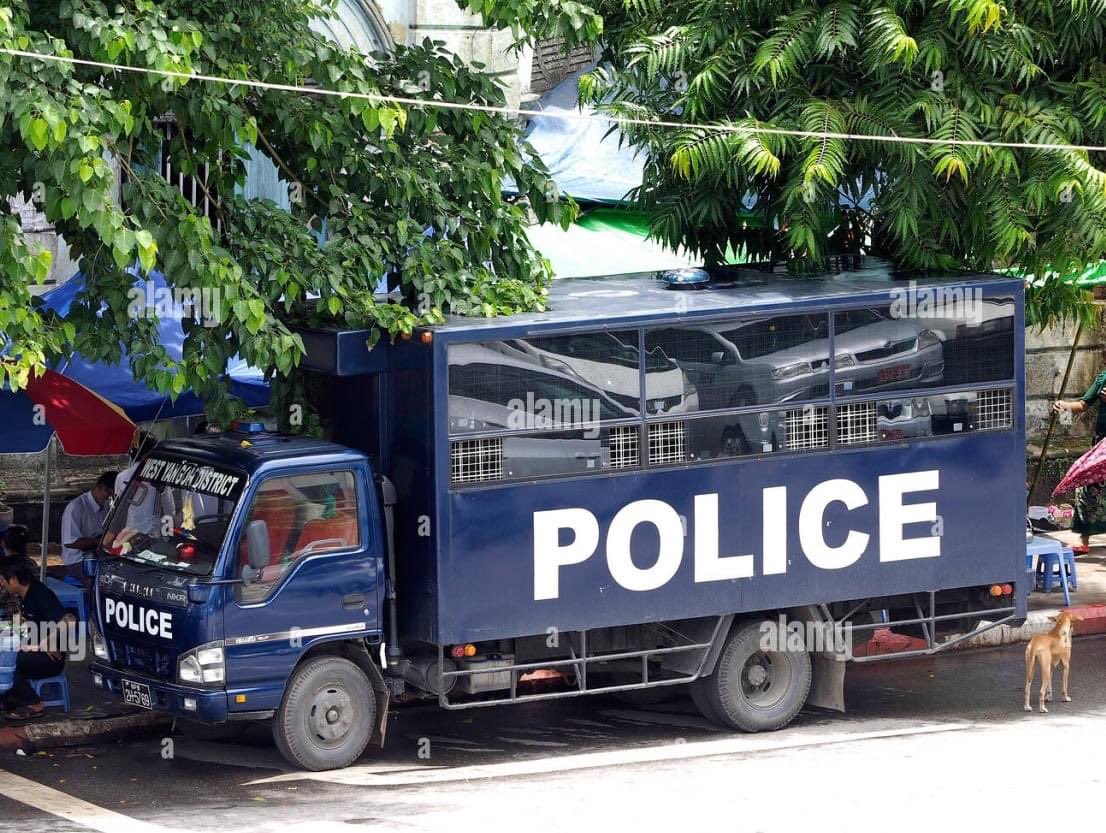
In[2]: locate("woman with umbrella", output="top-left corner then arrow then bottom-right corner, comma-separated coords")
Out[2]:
1052,369 -> 1106,554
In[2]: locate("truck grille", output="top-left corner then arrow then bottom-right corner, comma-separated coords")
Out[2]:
110,639 -> 174,679
976,388 -> 1012,430
836,401 -> 878,445
648,421 -> 686,464
783,406 -> 829,450
451,437 -> 504,484
609,425 -> 640,469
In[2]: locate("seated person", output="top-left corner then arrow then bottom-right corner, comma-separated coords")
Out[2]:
0,557 -> 70,720
0,526 -> 29,621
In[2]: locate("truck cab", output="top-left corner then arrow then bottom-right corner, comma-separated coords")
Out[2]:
89,427 -> 389,763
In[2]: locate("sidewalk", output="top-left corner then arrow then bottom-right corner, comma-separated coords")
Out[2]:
0,655 -> 171,754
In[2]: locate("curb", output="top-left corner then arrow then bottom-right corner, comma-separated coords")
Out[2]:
855,603 -> 1106,658
1,711 -> 172,753
950,603 -> 1106,650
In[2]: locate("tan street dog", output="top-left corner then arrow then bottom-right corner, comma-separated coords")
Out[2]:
1023,611 -> 1083,713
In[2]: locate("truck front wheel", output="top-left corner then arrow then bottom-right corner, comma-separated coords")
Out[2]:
696,619 -> 812,732
273,656 -> 376,771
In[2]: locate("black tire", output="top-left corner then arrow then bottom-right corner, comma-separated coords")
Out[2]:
272,656 -> 376,771
176,718 -> 250,743
702,619 -> 812,732
689,676 -> 726,724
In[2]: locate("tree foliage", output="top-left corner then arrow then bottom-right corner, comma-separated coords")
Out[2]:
0,0 -> 573,427
477,0 -> 1106,295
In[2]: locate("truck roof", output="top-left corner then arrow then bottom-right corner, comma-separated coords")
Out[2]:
431,258 -> 1019,335
154,431 -> 366,474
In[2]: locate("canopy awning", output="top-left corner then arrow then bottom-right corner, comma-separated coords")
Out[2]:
38,270 -> 269,421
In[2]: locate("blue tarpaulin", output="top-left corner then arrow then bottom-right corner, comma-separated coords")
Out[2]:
39,270 -> 269,421
523,70 -> 875,213
522,70 -> 644,205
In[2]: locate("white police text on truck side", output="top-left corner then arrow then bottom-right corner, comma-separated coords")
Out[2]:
532,470 -> 940,601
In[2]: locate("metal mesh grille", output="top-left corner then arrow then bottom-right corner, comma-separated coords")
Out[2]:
976,388 -> 1012,430
783,406 -> 829,450
609,425 -> 640,469
836,401 -> 878,446
450,438 -> 504,484
648,421 -> 686,465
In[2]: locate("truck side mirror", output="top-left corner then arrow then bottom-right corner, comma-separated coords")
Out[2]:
710,350 -> 729,364
242,520 -> 270,585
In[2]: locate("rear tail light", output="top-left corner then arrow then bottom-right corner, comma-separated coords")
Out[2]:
989,585 -> 1003,597
1002,584 -> 1014,596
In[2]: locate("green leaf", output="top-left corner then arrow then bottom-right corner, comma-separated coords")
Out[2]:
29,118 -> 48,151
135,229 -> 157,272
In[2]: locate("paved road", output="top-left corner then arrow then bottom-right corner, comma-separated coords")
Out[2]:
3,637 -> 1106,833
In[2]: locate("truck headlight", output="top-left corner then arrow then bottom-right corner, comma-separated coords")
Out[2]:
89,616 -> 109,661
834,353 -> 856,368
772,361 -> 811,380
178,644 -> 225,686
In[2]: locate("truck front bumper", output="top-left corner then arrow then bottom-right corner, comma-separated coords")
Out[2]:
90,661 -> 228,723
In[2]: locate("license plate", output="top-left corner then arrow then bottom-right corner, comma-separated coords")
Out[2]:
121,679 -> 153,710
877,364 -> 910,383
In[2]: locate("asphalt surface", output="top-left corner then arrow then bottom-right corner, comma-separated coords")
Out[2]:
3,636 -> 1106,832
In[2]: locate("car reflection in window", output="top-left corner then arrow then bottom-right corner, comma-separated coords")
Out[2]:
877,398 -> 934,442
646,314 -> 831,413
834,309 -> 944,395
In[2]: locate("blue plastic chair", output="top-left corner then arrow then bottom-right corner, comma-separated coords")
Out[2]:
32,673 -> 71,713
1034,550 -> 1077,606
45,577 -> 87,622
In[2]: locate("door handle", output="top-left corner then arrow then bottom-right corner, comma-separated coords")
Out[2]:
342,593 -> 366,610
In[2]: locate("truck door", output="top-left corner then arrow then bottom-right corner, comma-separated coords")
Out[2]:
221,466 -> 380,714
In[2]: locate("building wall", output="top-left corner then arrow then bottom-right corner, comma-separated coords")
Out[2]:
1026,308 -> 1106,444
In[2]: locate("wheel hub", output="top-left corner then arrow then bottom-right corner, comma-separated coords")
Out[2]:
309,687 -> 354,744
741,650 -> 794,710
746,663 -> 769,687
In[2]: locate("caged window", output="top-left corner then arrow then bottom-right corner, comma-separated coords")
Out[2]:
448,335 -> 642,435
833,296 -> 1014,396
645,314 -> 831,413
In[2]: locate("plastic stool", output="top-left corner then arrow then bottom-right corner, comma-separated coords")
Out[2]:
1035,550 -> 1076,605
32,673 -> 71,713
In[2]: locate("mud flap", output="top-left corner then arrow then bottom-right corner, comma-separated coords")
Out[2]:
808,652 -> 846,713
785,604 -> 847,713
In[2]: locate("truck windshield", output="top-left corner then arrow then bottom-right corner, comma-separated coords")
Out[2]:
102,456 -> 247,576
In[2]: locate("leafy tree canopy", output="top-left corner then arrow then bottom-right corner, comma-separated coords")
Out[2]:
474,0 -> 1106,301
1,0 -> 573,428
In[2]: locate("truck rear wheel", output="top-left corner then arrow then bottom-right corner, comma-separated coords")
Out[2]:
698,619 -> 811,732
273,656 -> 376,771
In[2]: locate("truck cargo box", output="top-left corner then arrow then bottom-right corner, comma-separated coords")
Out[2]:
302,260 -> 1025,647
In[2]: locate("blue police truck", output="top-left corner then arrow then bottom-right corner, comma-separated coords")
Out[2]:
88,259 -> 1026,770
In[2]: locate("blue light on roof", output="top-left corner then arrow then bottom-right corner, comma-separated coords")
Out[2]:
661,267 -> 711,289
232,420 -> 267,433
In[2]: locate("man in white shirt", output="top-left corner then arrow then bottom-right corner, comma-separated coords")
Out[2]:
59,472 -> 117,582
115,431 -> 175,536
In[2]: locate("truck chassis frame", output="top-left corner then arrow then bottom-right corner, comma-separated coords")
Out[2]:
434,590 -> 1021,709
